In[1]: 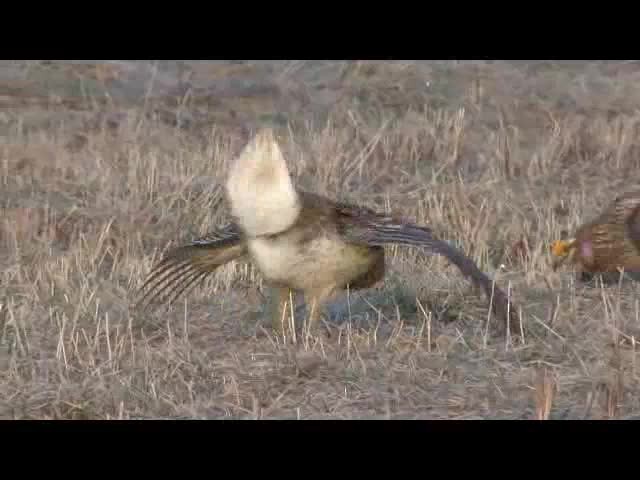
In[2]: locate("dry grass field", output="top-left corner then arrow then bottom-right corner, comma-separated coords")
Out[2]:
2,60 -> 640,419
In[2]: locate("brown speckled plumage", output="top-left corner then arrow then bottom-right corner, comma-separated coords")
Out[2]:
553,190 -> 640,277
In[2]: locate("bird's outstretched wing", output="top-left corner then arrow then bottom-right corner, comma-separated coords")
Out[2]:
136,223 -> 247,309
336,206 -> 519,333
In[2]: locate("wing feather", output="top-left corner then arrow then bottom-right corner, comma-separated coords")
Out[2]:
136,223 -> 247,309
337,209 -> 518,332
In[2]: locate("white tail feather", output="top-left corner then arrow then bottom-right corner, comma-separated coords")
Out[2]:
225,129 -> 301,237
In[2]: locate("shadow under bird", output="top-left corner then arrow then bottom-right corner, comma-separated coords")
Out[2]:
137,129 -> 520,337
551,190 -> 640,281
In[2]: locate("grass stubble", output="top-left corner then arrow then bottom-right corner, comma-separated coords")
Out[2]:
1,60 -> 640,419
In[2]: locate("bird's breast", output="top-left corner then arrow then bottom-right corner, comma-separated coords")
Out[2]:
247,234 -> 380,291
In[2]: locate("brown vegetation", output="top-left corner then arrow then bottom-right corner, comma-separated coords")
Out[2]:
1,60 -> 639,419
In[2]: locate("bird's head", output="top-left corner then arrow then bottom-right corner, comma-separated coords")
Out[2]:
550,237 -> 577,271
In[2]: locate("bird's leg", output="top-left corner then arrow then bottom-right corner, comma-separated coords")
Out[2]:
267,286 -> 297,340
302,286 -> 336,342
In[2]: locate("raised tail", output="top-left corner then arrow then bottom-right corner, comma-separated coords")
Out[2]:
136,223 -> 247,310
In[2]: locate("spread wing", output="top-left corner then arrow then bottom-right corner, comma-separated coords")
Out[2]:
136,223 -> 247,309
336,206 -> 519,332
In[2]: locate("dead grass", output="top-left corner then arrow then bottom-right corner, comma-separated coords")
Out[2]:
1,60 -> 640,419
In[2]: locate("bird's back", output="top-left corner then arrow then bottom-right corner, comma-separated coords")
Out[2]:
245,190 -> 384,292
575,191 -> 640,273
